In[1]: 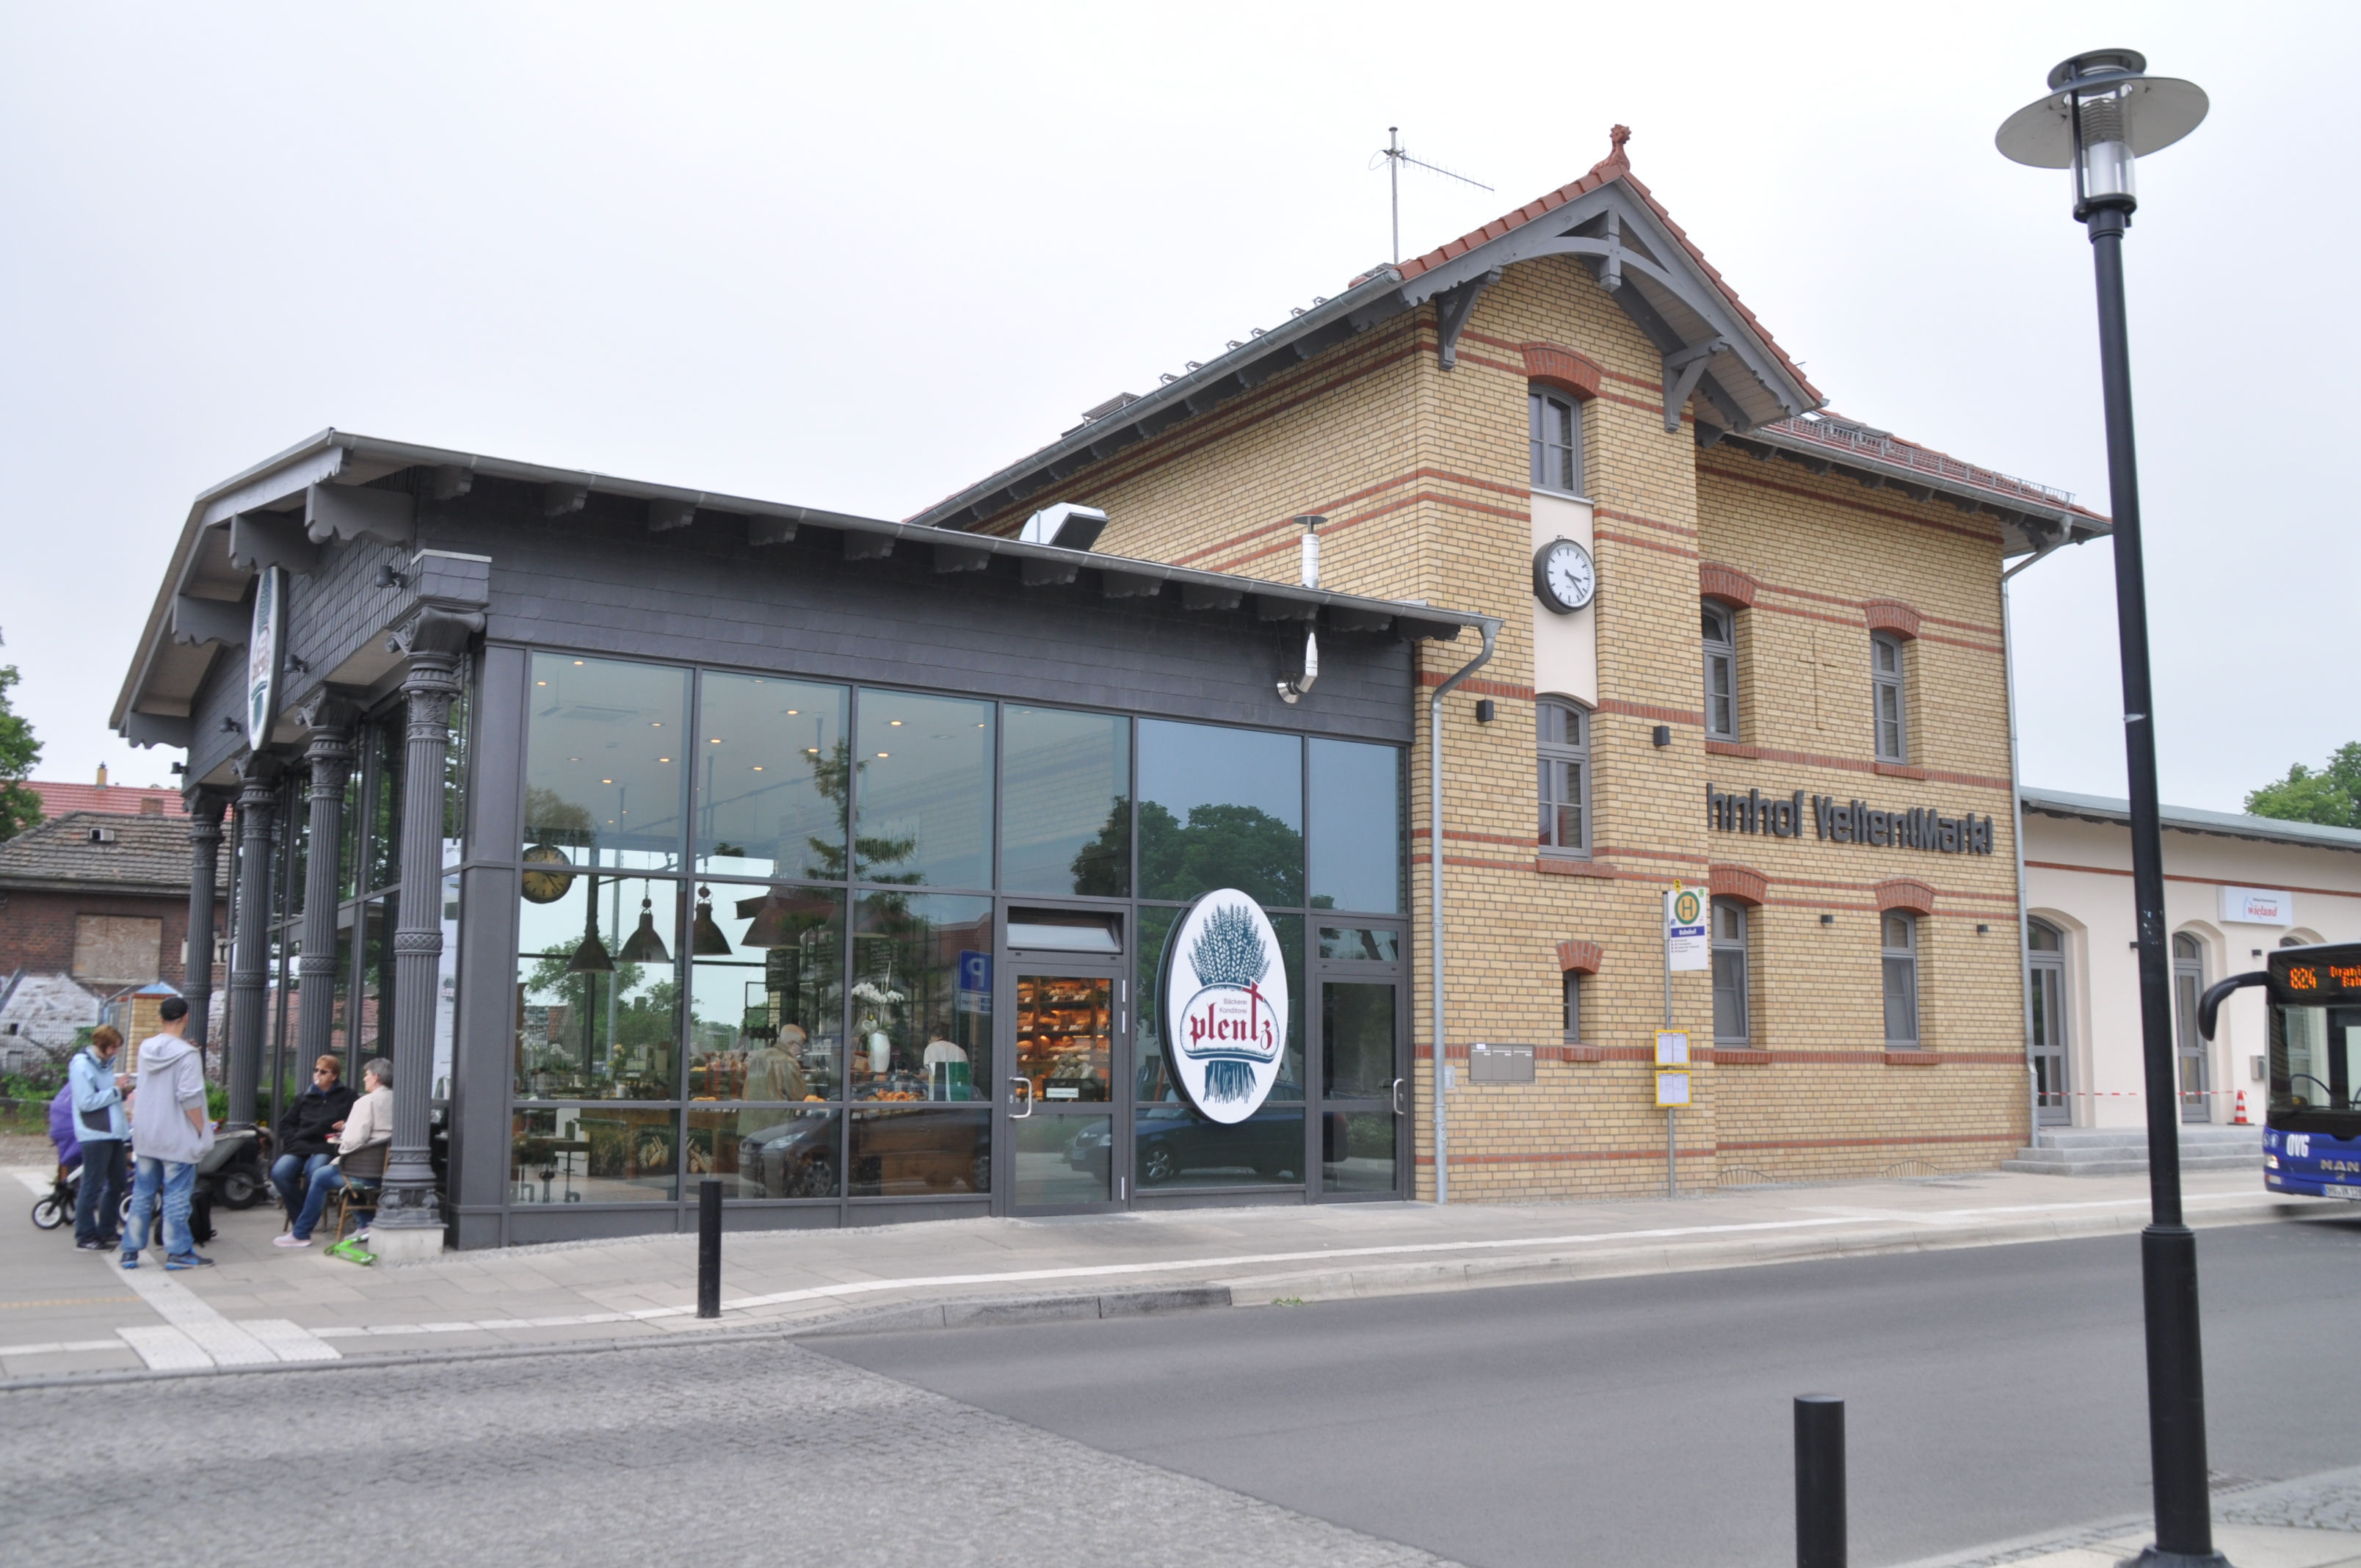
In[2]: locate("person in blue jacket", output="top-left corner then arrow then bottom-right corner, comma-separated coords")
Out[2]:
68,1025 -> 131,1249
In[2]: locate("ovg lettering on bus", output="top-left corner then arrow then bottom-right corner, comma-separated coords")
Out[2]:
1704,784 -> 1994,856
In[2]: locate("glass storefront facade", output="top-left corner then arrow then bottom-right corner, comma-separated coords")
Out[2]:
497,648 -> 1408,1223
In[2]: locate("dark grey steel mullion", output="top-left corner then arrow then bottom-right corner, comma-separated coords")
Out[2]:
673,670 -> 704,1216
1300,733 -> 1316,1191
840,686 -> 863,1224
501,642 -> 531,1216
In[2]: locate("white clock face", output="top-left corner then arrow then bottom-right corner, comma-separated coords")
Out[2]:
1534,539 -> 1595,613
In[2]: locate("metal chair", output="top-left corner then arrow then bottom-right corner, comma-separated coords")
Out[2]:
330,1141 -> 389,1246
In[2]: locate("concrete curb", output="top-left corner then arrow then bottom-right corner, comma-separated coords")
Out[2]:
0,1285 -> 1237,1391
1211,1194 -> 2305,1304
1,1196 -> 2322,1392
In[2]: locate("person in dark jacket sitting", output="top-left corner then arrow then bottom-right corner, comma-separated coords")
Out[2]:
270,1056 -> 357,1220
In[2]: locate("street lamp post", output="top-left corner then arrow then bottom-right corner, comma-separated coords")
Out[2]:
1998,50 -> 2218,1568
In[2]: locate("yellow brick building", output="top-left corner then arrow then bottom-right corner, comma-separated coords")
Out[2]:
914,130 -> 2109,1199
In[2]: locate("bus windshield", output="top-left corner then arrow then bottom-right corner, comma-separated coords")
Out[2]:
2268,943 -> 2361,1137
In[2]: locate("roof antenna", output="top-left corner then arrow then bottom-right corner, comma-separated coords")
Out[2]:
1373,128 -> 1493,265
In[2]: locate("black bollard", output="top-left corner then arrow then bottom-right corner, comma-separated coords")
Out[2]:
697,1177 -> 722,1319
1795,1393 -> 1845,1568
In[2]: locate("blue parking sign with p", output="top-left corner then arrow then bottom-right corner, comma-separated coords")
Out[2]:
957,950 -> 991,1014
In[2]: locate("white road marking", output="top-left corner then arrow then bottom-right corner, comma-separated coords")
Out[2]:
109,1253 -> 339,1369
116,1324 -> 211,1369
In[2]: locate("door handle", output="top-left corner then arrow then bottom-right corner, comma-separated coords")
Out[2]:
1010,1078 -> 1034,1119
1390,1077 -> 1408,1116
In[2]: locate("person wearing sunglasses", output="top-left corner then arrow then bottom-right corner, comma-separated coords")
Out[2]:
269,1056 -> 357,1225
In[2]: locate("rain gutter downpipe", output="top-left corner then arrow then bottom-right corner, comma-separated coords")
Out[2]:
2001,526 -> 2075,1150
1427,614 -> 1501,1205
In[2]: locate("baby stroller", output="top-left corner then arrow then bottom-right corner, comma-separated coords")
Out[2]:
31,1160 -> 77,1231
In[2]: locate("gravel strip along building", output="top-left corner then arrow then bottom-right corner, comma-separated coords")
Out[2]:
113,128 -> 2100,1252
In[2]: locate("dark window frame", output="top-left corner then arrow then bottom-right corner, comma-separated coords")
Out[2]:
1711,897 -> 1749,1047
1882,911 -> 1920,1046
1528,388 -> 1583,496
1871,632 -> 1909,763
1537,699 -> 1590,857
1702,603 -> 1738,741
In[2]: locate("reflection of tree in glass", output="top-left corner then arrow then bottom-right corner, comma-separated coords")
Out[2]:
524,942 -> 679,1075
1138,800 -> 1305,905
1069,796 -> 1131,896
525,786 -> 595,848
806,740 -> 918,884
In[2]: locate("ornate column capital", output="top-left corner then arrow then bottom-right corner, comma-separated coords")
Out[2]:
388,608 -> 482,676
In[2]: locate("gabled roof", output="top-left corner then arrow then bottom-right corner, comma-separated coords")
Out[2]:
1395,127 -> 1821,411
0,812 -> 223,895
2022,788 -> 2361,857
910,128 -> 1826,532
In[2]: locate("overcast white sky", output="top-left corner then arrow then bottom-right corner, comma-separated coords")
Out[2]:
1,2 -> 2350,811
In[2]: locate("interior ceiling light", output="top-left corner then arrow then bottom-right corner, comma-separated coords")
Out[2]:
617,893 -> 672,965
692,886 -> 733,957
567,874 -> 614,974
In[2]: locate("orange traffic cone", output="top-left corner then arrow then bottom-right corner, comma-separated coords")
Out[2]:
2234,1089 -> 2249,1126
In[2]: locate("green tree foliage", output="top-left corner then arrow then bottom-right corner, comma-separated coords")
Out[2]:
0,658 -> 42,842
1136,800 -> 1305,906
2245,742 -> 2361,830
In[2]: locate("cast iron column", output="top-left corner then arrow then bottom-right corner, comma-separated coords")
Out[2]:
2087,199 -> 2220,1567
182,790 -> 229,1052
224,760 -> 280,1128
374,611 -> 478,1237
295,700 -> 357,1080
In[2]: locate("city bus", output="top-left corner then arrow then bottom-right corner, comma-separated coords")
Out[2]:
2205,940 -> 2361,1199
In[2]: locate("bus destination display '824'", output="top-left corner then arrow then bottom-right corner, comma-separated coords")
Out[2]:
2264,942 -> 2361,1199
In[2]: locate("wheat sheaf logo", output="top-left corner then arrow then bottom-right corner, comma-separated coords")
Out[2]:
1164,890 -> 1288,1124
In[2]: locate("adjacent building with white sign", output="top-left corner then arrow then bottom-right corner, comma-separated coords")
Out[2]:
2020,788 -> 2361,1129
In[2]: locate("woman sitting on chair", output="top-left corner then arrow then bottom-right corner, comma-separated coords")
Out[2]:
275,1057 -> 392,1249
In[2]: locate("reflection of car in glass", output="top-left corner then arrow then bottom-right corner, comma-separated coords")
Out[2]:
1065,1099 -> 1302,1186
736,1114 -> 838,1198
849,1084 -> 991,1194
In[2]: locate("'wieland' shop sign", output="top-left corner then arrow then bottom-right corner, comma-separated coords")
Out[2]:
1708,784 -> 1995,857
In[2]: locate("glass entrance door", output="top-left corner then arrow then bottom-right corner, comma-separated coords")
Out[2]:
2173,934 -> 2211,1122
2028,921 -> 2070,1126
1313,924 -> 1408,1199
1004,969 -> 1127,1211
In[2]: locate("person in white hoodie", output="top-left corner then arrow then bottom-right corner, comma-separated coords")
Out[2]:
277,1057 -> 393,1248
120,996 -> 215,1271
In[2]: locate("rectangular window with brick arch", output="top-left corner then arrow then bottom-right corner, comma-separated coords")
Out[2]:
1702,604 -> 1738,741
1529,390 -> 1581,495
1537,700 -> 1589,855
1872,634 -> 1908,763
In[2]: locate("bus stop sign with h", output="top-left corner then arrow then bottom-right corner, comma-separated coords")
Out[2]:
1663,884 -> 1709,1197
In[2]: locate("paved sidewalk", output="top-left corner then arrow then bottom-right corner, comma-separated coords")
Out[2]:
2,1162 -> 2341,1382
1889,1465 -> 2361,1568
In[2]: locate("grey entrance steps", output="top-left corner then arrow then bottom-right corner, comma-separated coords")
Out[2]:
2001,1124 -> 2262,1177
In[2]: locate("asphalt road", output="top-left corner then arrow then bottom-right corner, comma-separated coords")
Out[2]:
817,1214 -> 2361,1567
4,1216 -> 2356,1568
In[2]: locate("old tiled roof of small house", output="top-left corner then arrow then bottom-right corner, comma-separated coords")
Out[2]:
29,780 -> 185,819
910,127 -> 2106,555
0,811 -> 223,896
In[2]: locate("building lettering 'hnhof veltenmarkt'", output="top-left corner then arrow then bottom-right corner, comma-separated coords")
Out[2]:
114,128 -> 2105,1252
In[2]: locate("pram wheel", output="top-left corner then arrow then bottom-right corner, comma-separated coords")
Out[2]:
32,1194 -> 68,1230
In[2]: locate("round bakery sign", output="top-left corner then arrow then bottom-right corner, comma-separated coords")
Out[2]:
1163,890 -> 1290,1123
